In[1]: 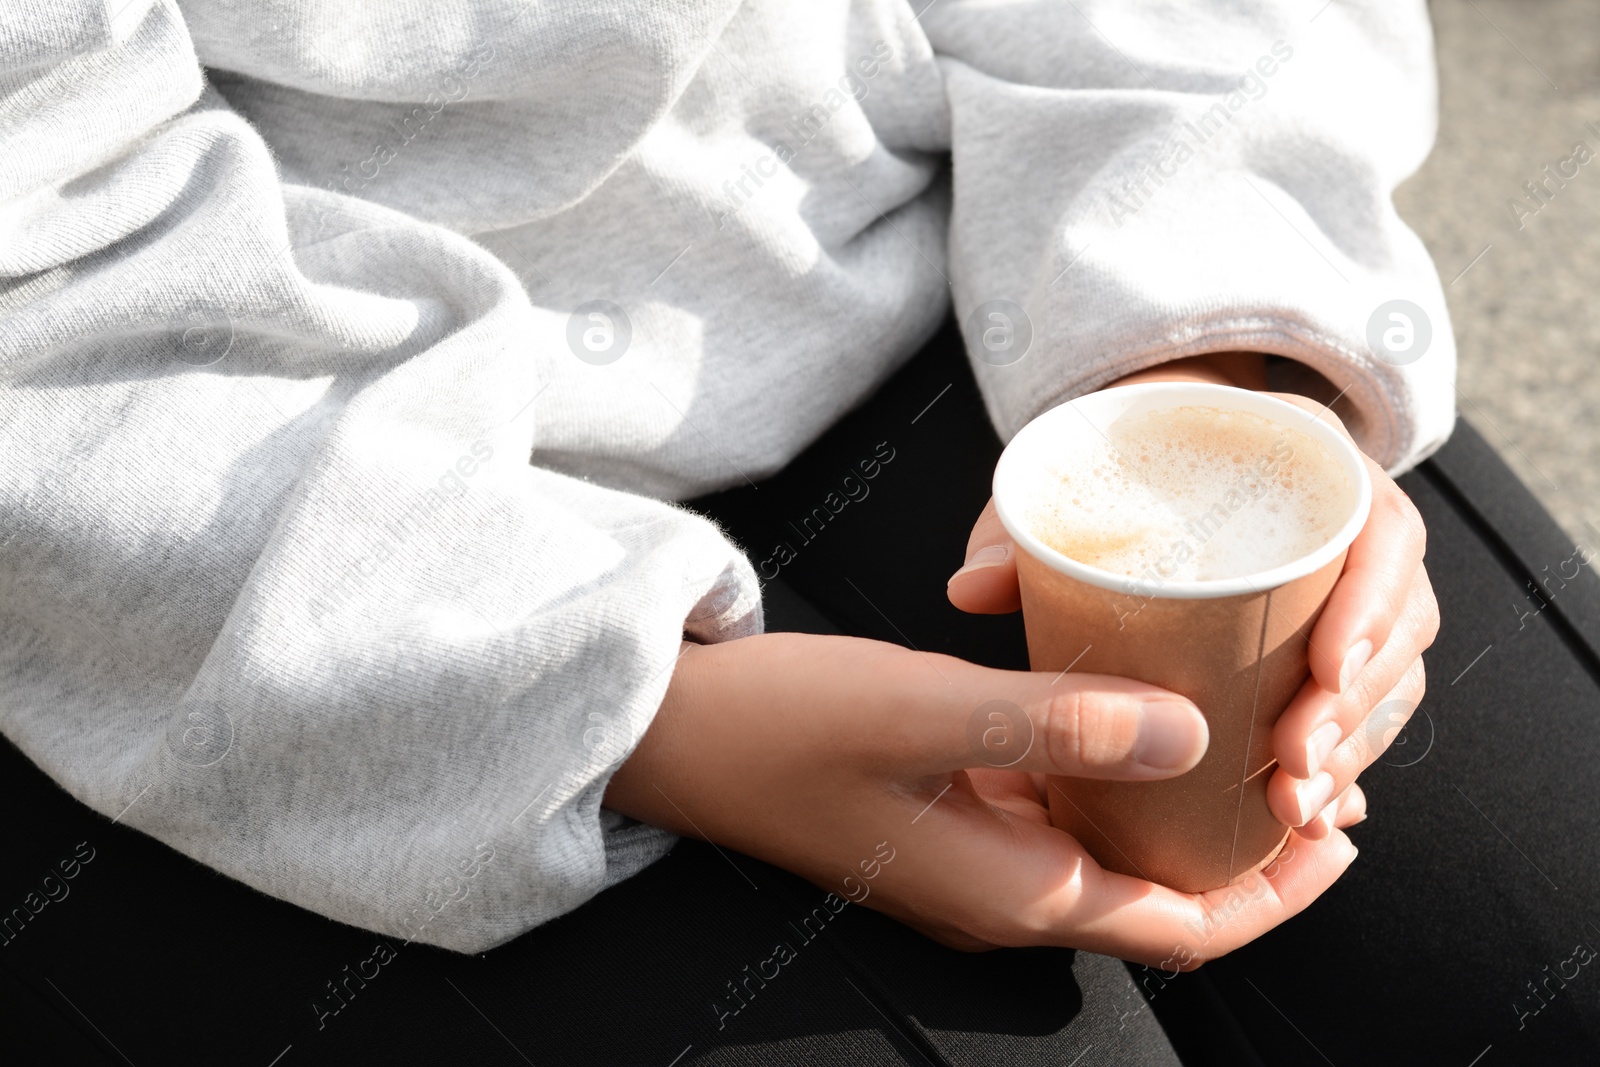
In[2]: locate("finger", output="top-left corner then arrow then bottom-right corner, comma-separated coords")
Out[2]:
1273,562 -> 1434,779
741,636 -> 1207,783
892,654 -> 1210,781
1268,655 -> 1425,827
947,498 -> 1021,615
1319,657 -> 1425,789
1294,797 -> 1339,841
1335,781 -> 1367,827
1265,392 -> 1355,437
965,767 -> 1054,826
1305,467 -> 1431,694
874,780 -> 1356,967
1050,828 -> 1359,967
1294,781 -> 1366,841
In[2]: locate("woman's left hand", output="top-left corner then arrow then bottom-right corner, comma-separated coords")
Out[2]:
946,353 -> 1440,843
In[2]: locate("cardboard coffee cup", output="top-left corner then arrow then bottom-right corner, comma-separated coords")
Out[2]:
992,383 -> 1372,894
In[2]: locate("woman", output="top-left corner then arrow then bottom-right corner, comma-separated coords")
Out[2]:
3,1 -> 1591,1063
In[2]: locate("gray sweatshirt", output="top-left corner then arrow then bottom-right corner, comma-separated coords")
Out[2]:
0,0 -> 1455,953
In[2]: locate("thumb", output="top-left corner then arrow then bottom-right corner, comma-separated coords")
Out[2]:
921,669 -> 1210,781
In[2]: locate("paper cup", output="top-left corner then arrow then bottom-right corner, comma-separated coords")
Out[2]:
992,383 -> 1372,894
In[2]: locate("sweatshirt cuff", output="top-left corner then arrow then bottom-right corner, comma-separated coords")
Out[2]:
994,302 -> 1456,477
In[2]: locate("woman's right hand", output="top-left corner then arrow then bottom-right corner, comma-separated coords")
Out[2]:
604,632 -> 1359,967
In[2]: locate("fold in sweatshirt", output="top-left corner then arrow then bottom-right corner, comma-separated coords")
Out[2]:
0,0 -> 1455,952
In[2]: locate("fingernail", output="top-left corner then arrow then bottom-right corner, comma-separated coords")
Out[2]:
1131,700 -> 1208,772
1305,720 -> 1343,777
948,544 -> 1008,584
1337,640 -> 1373,694
1294,771 -> 1336,825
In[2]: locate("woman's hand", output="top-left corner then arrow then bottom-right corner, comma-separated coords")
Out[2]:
605,632 -> 1359,967
947,352 -> 1439,845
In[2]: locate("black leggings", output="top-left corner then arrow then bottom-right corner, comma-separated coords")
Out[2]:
5,323 -> 1599,1065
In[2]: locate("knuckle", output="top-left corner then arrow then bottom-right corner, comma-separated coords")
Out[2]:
1041,689 -> 1086,770
1374,485 -> 1427,557
1402,655 -> 1427,700
1005,854 -> 1087,945
1419,587 -> 1442,648
1345,666 -> 1387,722
1044,688 -> 1138,769
1394,492 -> 1428,555
982,893 -> 1065,948
1000,908 -> 1051,946
1356,713 -> 1408,764
1358,664 -> 1424,762
1328,732 -> 1369,778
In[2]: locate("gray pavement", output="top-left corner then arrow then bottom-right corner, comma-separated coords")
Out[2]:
1396,0 -> 1600,546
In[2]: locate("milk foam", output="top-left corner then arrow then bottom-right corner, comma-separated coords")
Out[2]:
1025,406 -> 1355,582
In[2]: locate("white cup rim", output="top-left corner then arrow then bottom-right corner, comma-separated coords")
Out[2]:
992,383 -> 1373,600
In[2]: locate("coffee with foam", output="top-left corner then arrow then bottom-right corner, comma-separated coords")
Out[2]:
1023,405 -> 1356,583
